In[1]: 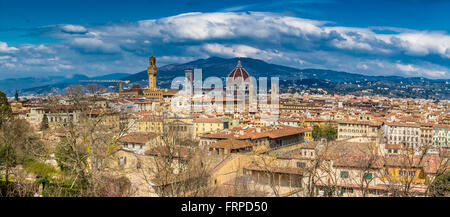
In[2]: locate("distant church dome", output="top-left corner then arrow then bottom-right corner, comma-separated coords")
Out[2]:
228,58 -> 250,80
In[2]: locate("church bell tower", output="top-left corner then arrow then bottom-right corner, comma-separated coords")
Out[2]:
148,54 -> 157,90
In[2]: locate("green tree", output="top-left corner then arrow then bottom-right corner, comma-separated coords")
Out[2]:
40,114 -> 49,131
0,118 -> 45,196
323,126 -> 337,141
429,171 -> 450,197
312,125 -> 322,141
0,142 -> 16,196
312,125 -> 337,141
0,91 -> 12,127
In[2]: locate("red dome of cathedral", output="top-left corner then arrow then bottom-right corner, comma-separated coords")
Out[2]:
228,58 -> 250,80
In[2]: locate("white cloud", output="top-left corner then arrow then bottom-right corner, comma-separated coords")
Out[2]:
61,24 -> 87,33
71,38 -> 119,53
1,12 -> 450,79
159,56 -> 196,63
57,64 -> 73,70
0,42 -> 19,53
203,43 -> 261,57
137,12 -> 324,42
202,43 -> 285,62
396,32 -> 450,58
396,63 -> 447,78
23,58 -> 43,64
358,64 -> 369,70
396,63 -> 417,73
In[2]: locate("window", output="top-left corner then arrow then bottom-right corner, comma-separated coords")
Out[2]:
408,171 -> 416,177
340,187 -> 353,195
399,170 -> 406,177
384,169 -> 389,176
340,171 -> 349,178
340,188 -> 346,195
369,189 -> 379,195
118,157 -> 126,166
297,162 -> 306,168
364,173 -> 373,180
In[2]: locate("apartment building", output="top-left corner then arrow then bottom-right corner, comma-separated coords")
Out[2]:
433,124 -> 450,146
337,120 -> 382,140
193,118 -> 229,139
200,125 -> 307,152
383,122 -> 421,149
420,124 -> 434,146
119,132 -> 160,154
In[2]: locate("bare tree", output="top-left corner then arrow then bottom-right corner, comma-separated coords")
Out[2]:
139,112 -> 215,197
65,84 -> 85,99
86,83 -> 106,96
48,89 -> 132,196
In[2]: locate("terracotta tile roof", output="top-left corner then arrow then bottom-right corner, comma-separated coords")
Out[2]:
385,144 -> 402,149
137,116 -> 163,122
200,125 -> 308,140
194,118 -> 223,123
278,117 -> 299,122
385,121 -> 421,127
384,155 -> 445,174
145,145 -> 191,159
210,138 -> 254,150
119,132 -> 158,144
333,155 -> 384,169
338,120 -> 383,126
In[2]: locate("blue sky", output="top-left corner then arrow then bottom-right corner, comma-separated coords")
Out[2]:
1,0 -> 450,79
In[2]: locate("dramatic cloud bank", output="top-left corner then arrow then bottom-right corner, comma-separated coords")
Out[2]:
0,12 -> 449,79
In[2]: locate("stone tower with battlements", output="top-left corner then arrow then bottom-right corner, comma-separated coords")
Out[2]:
147,55 -> 157,90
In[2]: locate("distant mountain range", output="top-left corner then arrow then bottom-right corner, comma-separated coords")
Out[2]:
2,56 -> 448,97
1,73 -> 129,96
123,57 -> 448,85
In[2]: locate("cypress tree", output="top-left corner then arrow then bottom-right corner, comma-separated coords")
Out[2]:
14,90 -> 19,101
40,114 -> 49,131
0,91 -> 12,127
